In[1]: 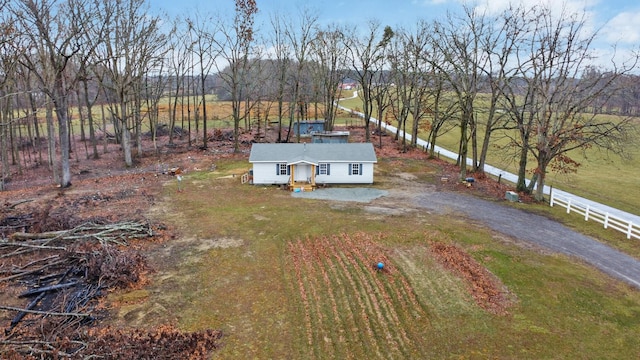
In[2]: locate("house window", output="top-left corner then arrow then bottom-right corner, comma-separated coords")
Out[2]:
318,163 -> 330,175
277,163 -> 289,175
349,163 -> 363,175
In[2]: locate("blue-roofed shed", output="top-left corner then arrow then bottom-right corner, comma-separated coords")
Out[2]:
293,120 -> 325,136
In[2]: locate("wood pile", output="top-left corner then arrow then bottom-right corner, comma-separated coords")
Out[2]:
0,222 -> 150,351
0,220 -> 223,358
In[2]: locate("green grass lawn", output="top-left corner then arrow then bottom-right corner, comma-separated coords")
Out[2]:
112,158 -> 640,359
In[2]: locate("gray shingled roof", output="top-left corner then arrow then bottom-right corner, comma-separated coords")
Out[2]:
248,143 -> 377,164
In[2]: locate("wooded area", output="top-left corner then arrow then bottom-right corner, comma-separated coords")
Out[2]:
0,0 -> 638,200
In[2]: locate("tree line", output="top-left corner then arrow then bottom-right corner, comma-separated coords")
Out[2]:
0,0 -> 638,200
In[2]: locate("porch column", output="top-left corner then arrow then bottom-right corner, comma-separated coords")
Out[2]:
289,164 -> 294,188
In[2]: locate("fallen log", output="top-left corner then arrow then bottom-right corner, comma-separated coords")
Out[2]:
10,230 -> 66,241
4,199 -> 33,209
0,242 -> 66,251
18,255 -> 61,270
8,221 -> 153,244
0,305 -> 90,317
8,292 -> 46,333
18,282 -> 78,298
0,259 -> 66,283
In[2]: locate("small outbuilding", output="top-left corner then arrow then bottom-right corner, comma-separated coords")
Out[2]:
248,143 -> 377,191
293,120 -> 325,136
311,131 -> 350,144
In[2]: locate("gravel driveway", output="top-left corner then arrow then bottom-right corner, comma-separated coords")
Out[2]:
294,186 -> 640,289
413,191 -> 640,289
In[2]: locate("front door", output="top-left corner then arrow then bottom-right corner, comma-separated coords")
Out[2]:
294,164 -> 312,183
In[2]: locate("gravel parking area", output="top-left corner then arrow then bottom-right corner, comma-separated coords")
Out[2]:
291,187 -> 388,202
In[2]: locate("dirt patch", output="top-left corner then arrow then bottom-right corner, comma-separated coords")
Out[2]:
363,205 -> 413,216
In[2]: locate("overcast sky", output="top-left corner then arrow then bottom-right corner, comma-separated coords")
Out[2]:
153,0 -> 640,69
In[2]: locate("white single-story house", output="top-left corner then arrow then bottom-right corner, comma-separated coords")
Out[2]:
248,143 -> 377,191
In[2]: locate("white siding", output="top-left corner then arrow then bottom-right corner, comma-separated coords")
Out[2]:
252,163 -> 289,184
316,162 -> 373,184
253,162 -> 374,185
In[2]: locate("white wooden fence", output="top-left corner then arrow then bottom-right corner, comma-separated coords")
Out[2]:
550,190 -> 640,240
346,104 -> 640,241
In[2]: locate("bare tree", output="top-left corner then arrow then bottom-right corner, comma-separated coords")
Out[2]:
370,64 -> 393,149
0,8 -> 19,190
387,23 -> 431,152
345,21 -> 393,142
284,7 -> 316,143
507,6 -> 638,200
473,6 -> 525,173
213,0 -> 258,152
11,0 -> 100,187
242,51 -> 268,133
166,18 -> 192,145
75,0 -> 111,161
387,31 -> 411,148
430,6 -> 487,179
98,0 -> 167,166
142,62 -> 166,154
424,65 -> 458,158
186,12 -> 219,149
268,12 -> 293,142
309,23 -> 348,132
403,22 -> 433,149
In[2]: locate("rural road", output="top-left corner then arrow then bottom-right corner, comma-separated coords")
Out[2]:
411,191 -> 640,290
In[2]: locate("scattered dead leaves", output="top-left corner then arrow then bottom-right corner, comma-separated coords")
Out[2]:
428,241 -> 514,315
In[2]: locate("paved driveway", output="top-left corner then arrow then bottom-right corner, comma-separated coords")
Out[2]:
412,191 -> 640,289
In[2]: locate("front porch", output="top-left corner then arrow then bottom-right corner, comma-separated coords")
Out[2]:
289,162 -> 317,192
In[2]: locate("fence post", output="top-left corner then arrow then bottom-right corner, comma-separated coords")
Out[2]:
566,198 -> 572,214
604,213 -> 609,229
628,222 -> 633,239
585,205 -> 590,221
550,190 -> 555,207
